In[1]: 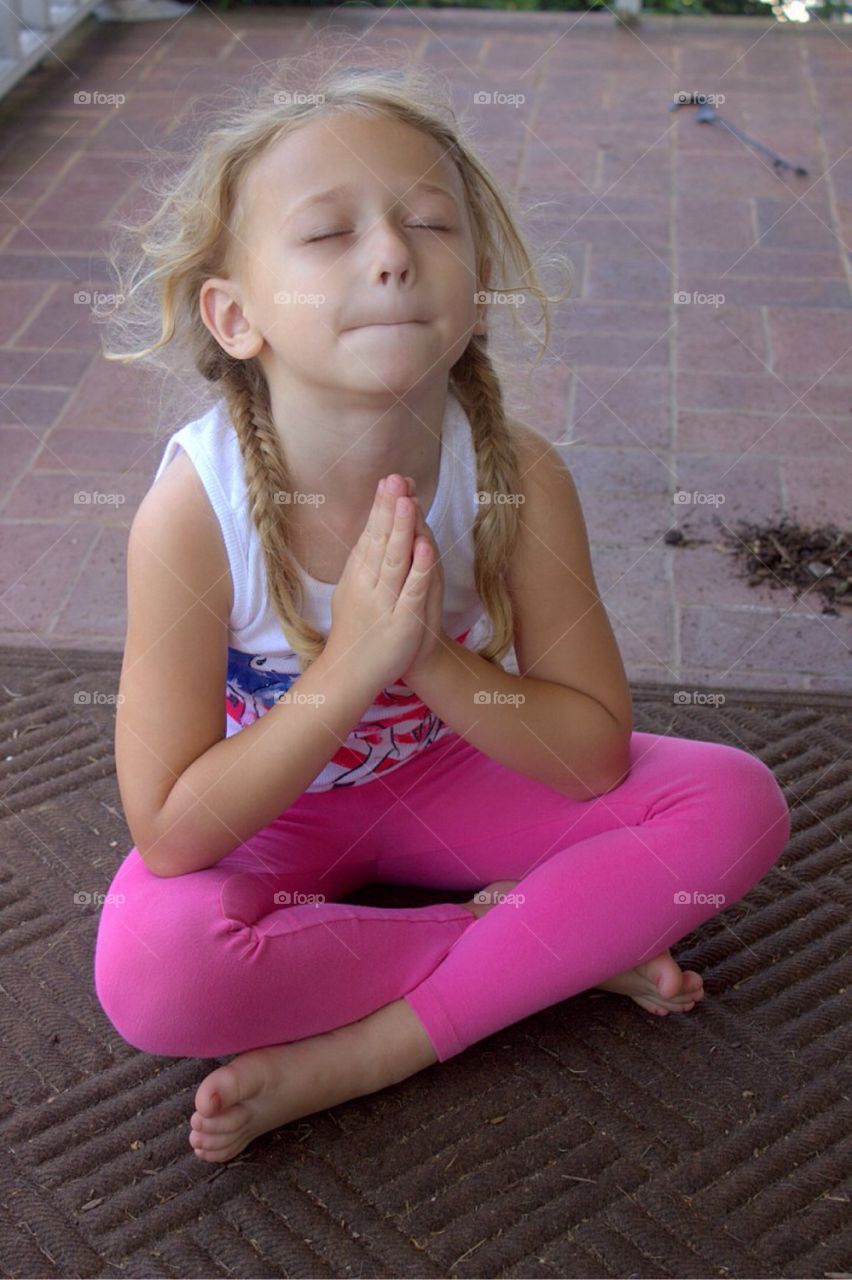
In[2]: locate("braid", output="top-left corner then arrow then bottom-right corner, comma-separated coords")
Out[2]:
98,60 -> 573,679
451,335 -> 523,666
218,342 -> 520,680
220,359 -> 327,676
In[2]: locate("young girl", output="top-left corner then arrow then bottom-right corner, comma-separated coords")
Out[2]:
93,52 -> 791,1165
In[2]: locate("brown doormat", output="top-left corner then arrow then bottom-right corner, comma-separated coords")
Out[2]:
0,643 -> 849,1279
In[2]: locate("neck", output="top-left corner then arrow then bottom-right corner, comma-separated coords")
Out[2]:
263,375 -> 449,515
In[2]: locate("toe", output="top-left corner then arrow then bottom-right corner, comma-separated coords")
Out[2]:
647,955 -> 683,999
190,1103 -> 251,1135
191,1132 -> 248,1163
195,1062 -> 247,1117
192,1144 -> 224,1163
671,989 -> 701,1005
634,995 -> 670,1016
194,1077 -> 226,1119
195,1053 -> 267,1118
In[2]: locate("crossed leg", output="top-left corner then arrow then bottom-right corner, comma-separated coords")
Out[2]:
182,727 -> 790,1161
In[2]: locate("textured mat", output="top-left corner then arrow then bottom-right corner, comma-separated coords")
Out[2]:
0,643 -> 850,1280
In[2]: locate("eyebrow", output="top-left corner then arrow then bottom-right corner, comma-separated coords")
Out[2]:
282,180 -> 459,225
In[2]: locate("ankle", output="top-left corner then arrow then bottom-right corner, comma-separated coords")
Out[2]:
350,998 -> 438,1088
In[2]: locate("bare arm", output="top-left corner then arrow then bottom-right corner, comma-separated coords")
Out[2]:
404,425 -> 633,801
117,449 -> 382,880
407,635 -> 629,802
141,654 -> 376,877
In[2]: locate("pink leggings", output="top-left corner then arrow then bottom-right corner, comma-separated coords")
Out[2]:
94,728 -> 791,1062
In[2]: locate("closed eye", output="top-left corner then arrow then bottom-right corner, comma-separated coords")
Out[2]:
305,225 -> 452,243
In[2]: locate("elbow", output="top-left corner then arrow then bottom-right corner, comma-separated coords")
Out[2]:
139,850 -> 193,879
593,742 -> 633,796
137,831 -> 197,877
134,819 -> 185,878
135,841 -> 174,878
594,765 -> 630,797
582,732 -> 633,799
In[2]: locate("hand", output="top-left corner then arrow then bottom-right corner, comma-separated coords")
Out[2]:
323,472 -> 438,694
398,477 -> 447,685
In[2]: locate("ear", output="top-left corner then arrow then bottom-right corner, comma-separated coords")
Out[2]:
199,277 -> 264,361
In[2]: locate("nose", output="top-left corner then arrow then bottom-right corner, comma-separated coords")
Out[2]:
380,265 -> 408,285
369,220 -> 414,286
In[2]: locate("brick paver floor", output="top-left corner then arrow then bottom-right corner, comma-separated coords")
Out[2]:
0,4 -> 850,693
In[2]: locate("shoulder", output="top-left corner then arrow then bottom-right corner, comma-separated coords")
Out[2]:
510,419 -> 574,482
504,415 -> 592,594
133,445 -> 233,619
506,419 -> 584,546
502,418 -> 633,737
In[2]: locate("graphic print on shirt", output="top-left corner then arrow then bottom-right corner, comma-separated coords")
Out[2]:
226,647 -> 298,726
225,627 -> 474,789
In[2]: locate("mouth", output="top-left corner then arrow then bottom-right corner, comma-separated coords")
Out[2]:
348,320 -> 424,330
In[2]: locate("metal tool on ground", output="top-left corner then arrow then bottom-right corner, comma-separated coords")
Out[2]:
670,92 -> 808,177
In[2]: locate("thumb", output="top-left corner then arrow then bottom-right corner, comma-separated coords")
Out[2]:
412,504 -> 437,573
411,494 -> 434,547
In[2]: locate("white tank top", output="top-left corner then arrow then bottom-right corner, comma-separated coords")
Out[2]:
151,389 -> 518,791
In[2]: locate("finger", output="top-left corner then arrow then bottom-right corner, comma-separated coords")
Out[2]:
411,495 -> 439,558
377,493 -> 417,597
395,495 -> 437,606
356,475 -> 400,580
399,535 -> 434,605
411,496 -> 431,548
404,500 -> 436,575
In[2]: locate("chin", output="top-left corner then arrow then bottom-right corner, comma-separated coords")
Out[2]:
358,373 -> 429,396
346,342 -> 434,374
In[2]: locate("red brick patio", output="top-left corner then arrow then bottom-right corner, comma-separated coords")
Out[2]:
0,4 -> 850,692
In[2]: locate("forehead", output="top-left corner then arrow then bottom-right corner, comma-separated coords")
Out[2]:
242,112 -> 464,217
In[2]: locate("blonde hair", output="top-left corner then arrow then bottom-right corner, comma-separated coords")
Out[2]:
99,40 -> 574,676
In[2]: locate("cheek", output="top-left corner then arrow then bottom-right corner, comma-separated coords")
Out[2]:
265,291 -> 335,338
444,277 -> 479,328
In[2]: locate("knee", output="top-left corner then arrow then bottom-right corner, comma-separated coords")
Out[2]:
94,919 -> 163,1054
93,891 -> 210,1057
698,742 -> 791,864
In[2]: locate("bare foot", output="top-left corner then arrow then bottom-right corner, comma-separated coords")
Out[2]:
188,882 -> 525,1163
188,993 -> 438,1164
460,879 -> 520,918
591,949 -> 705,1017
